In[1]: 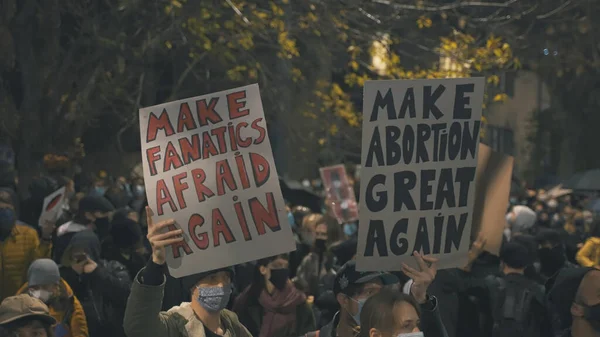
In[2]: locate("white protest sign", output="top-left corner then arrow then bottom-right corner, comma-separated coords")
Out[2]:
357,78 -> 484,271
139,84 -> 296,278
38,187 -> 66,227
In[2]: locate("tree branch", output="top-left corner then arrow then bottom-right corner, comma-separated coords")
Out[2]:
370,0 -> 519,12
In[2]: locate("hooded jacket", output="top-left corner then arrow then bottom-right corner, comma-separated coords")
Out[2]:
124,268 -> 253,337
0,224 -> 52,301
59,230 -> 131,337
17,278 -> 89,337
575,237 -> 600,267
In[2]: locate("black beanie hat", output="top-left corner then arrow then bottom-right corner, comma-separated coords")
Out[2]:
110,218 -> 142,249
181,267 -> 235,292
500,241 -> 532,269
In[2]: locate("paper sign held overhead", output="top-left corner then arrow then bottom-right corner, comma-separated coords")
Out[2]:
357,78 -> 484,271
139,84 -> 296,278
39,187 -> 66,227
320,164 -> 359,224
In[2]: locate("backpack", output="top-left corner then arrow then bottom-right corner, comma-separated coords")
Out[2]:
491,278 -> 540,337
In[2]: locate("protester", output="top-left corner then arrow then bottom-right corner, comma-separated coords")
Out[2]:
0,191 -> 54,301
0,294 -> 57,337
536,228 -> 575,290
358,289 -> 423,337
233,254 -> 315,337
60,230 -> 131,337
124,207 -> 252,337
101,214 -> 147,279
54,195 -> 115,263
575,220 -> 600,268
16,259 -> 88,337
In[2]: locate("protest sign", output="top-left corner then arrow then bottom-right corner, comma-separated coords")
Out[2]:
320,165 -> 359,224
357,77 -> 484,271
471,144 -> 514,256
38,187 -> 66,227
139,84 -> 295,278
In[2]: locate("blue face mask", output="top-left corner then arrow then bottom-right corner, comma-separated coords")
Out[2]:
134,185 -> 145,196
94,186 -> 106,196
348,296 -> 366,325
0,207 -> 16,239
344,222 -> 358,236
287,212 -> 296,228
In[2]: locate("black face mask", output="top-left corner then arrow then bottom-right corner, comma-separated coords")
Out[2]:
538,246 -> 566,275
0,207 -> 16,240
584,303 -> 600,332
269,268 -> 290,290
315,238 -> 327,253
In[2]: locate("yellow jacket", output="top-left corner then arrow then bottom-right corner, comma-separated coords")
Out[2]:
0,224 -> 51,301
576,237 -> 600,267
17,279 -> 89,337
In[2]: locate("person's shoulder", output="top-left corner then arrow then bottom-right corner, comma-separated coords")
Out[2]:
14,223 -> 40,240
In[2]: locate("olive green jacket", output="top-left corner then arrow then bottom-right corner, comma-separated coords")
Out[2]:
124,270 -> 252,337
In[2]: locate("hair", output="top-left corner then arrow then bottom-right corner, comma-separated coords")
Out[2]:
318,214 -> 344,246
2,318 -> 55,337
358,289 -> 420,337
590,219 -> 600,238
245,254 -> 289,302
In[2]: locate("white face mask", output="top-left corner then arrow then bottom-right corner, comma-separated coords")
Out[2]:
29,289 -> 53,303
397,333 -> 423,337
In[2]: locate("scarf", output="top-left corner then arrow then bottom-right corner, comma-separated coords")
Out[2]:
258,283 -> 306,337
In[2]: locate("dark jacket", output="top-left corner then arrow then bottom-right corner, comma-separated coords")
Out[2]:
315,295 -> 448,337
59,230 -> 131,337
233,285 -> 316,337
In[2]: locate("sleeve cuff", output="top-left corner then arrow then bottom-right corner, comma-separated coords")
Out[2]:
420,295 -> 437,311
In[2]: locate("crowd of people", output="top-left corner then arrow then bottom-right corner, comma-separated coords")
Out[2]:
0,160 -> 600,337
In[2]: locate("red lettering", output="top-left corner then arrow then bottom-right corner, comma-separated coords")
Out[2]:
235,154 -> 251,189
168,224 -> 193,258
215,159 -> 237,196
249,152 -> 271,188
163,142 -> 184,173
251,118 -> 266,145
211,127 -> 228,153
189,214 -> 209,250
196,97 -> 222,126
191,168 -> 215,202
202,131 -> 218,158
228,123 -> 238,151
146,146 -> 161,176
249,192 -> 281,235
173,172 -> 189,210
234,201 -> 252,241
156,179 -> 177,216
212,208 -> 236,246
177,102 -> 197,132
146,109 -> 175,142
178,134 -> 201,165
235,122 -> 252,148
227,90 -> 250,119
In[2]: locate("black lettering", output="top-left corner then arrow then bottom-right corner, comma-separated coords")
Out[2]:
413,217 -> 431,254
364,220 -> 388,256
423,85 -> 446,120
435,168 -> 456,209
461,121 -> 480,160
416,124 -> 431,163
393,171 -> 416,211
420,169 -> 436,210
433,214 -> 444,254
390,219 -> 409,255
456,167 -> 476,207
453,83 -> 475,119
366,127 -> 384,167
398,88 -> 416,118
448,122 -> 462,160
445,213 -> 468,253
431,123 -> 446,161
385,126 -> 401,165
370,89 -> 397,121
402,125 -> 415,165
365,175 -> 387,212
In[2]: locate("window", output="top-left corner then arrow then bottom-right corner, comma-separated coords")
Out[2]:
484,125 -> 515,156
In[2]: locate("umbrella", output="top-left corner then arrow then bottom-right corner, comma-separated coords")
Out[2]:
563,169 -> 600,191
279,178 -> 322,213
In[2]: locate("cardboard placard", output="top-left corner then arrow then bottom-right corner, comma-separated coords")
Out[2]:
357,78 -> 484,271
38,187 -> 66,227
139,84 -> 295,278
320,164 -> 359,224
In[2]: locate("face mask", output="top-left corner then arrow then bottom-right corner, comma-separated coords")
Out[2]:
315,238 -> 327,252
269,268 -> 290,290
196,284 -> 232,313
0,207 -> 15,240
344,223 -> 358,236
95,216 -> 110,228
397,333 -> 424,337
134,185 -> 145,197
94,186 -> 106,195
287,212 -> 296,228
347,296 -> 366,325
583,303 -> 600,332
30,289 -> 53,303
